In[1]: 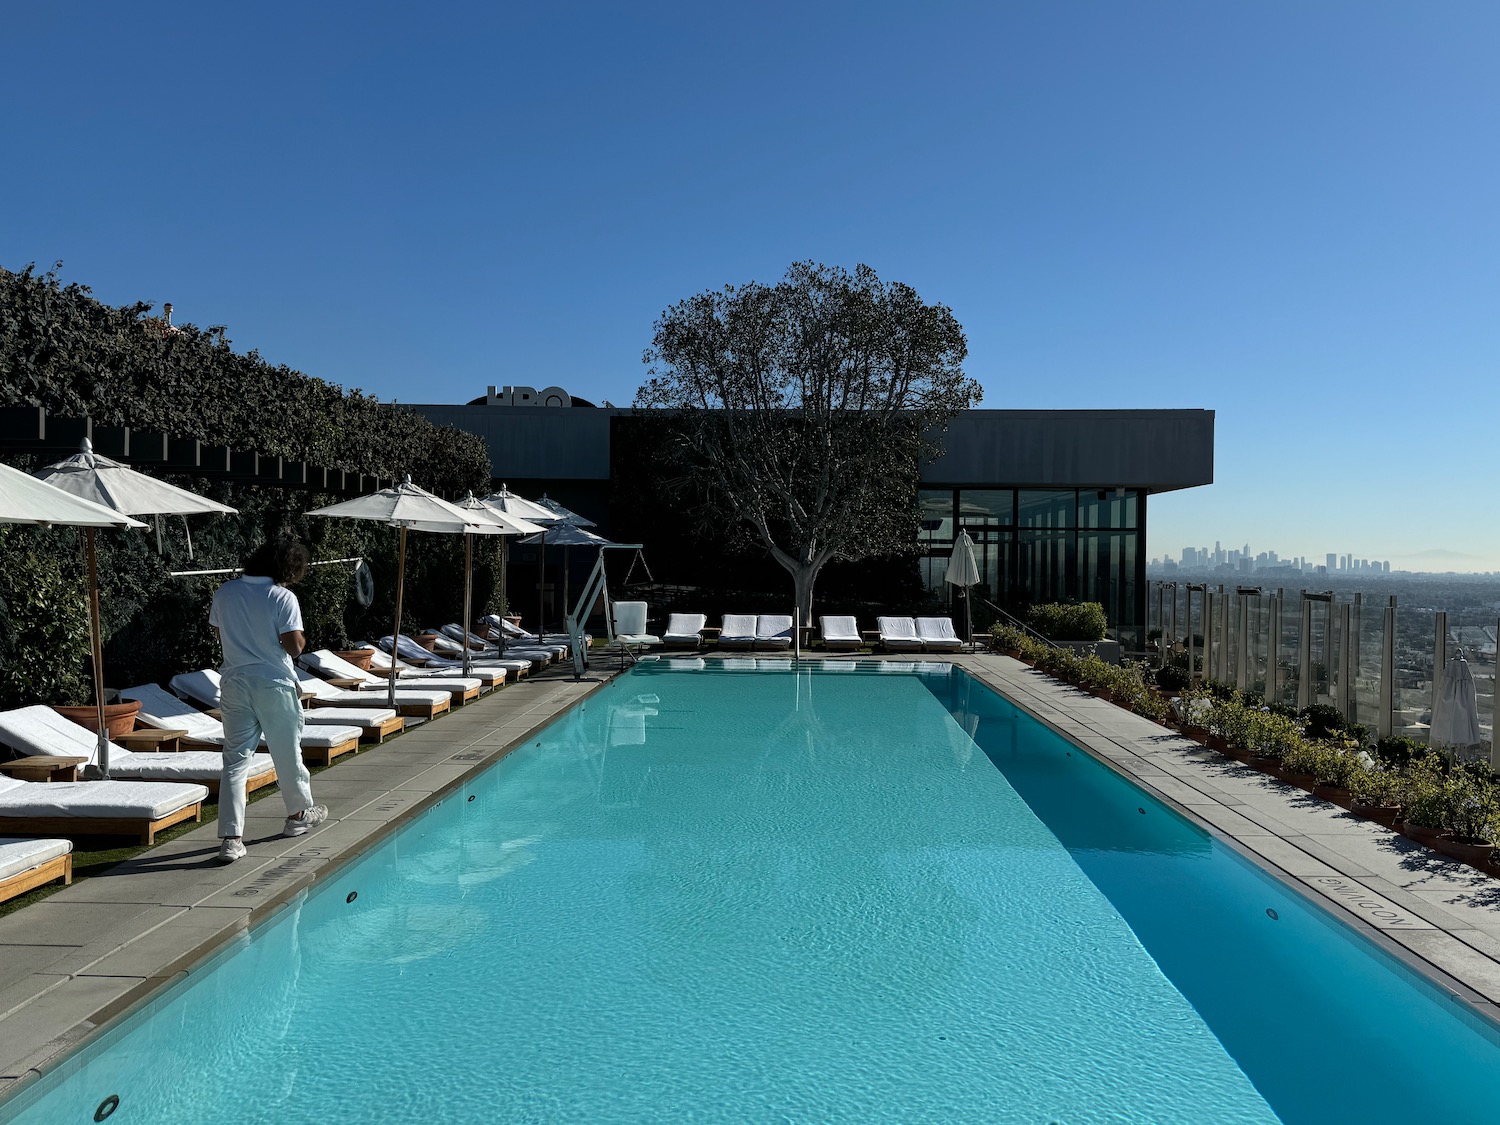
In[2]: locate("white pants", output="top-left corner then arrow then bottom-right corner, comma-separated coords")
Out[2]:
219,673 -> 314,838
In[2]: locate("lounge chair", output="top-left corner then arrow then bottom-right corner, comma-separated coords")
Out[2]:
661,613 -> 707,649
754,615 -> 794,651
479,615 -> 588,649
915,617 -> 965,653
171,670 -> 407,742
419,634 -> 536,676
0,774 -> 206,845
0,706 -> 275,800
300,650 -> 482,706
0,838 -> 72,904
718,614 -> 757,650
876,616 -> 924,652
819,616 -> 863,652
609,601 -> 660,662
443,624 -> 564,663
122,683 -> 362,767
361,645 -> 507,689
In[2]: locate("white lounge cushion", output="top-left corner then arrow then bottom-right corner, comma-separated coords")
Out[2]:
128,682 -> 362,749
425,634 -> 537,671
0,775 -> 207,819
877,616 -> 924,649
363,646 -> 505,687
663,613 -> 706,642
915,617 -> 964,650
295,672 -> 449,710
820,616 -> 861,644
300,649 -> 381,684
171,669 -> 224,708
0,705 -> 274,785
121,683 -> 224,742
0,837 -> 72,881
720,614 -> 757,643
755,615 -> 793,648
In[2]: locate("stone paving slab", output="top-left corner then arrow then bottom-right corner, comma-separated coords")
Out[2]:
956,653 -> 1500,1028
0,667 -> 613,1089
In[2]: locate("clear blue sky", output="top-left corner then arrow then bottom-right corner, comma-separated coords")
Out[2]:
4,2 -> 1497,570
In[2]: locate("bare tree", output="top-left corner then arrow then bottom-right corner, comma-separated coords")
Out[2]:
637,262 -> 979,620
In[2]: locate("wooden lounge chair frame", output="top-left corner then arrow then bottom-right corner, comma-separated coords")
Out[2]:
0,851 -> 72,904
0,801 -> 202,846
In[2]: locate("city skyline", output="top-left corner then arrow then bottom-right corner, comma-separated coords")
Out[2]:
4,4 -> 1498,567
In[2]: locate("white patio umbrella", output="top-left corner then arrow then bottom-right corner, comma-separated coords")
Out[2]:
453,493 -> 543,675
945,528 -> 981,648
37,438 -> 236,557
480,485 -> 559,628
1432,650 -> 1483,761
534,494 -> 596,527
0,460 -> 148,778
308,477 -> 490,709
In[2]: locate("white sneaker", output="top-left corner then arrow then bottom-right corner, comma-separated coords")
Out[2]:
217,838 -> 247,864
283,805 -> 328,837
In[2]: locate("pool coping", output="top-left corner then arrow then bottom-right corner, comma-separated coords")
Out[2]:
0,665 -> 621,1100
955,653 -> 1500,1032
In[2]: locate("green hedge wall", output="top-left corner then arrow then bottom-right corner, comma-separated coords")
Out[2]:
0,263 -> 498,707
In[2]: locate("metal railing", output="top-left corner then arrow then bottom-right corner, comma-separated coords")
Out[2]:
979,598 -> 1064,650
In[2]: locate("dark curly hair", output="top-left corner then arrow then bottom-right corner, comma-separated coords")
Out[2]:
241,533 -> 311,586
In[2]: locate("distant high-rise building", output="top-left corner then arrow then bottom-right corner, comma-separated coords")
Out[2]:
1383,561 -> 1391,573
1326,553 -> 1337,572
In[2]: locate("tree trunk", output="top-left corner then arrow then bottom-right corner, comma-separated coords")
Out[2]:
790,562 -> 820,626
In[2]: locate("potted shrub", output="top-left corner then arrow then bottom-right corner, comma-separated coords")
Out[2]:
1248,712 -> 1300,774
1313,746 -> 1360,807
1437,771 -> 1497,866
1279,739 -> 1328,790
1349,760 -> 1403,827
327,632 -> 375,671
1399,754 -> 1452,847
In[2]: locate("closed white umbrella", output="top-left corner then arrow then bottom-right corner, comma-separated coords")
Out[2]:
309,477 -> 490,708
1,461 -> 147,778
944,529 -> 981,648
1432,650 -> 1483,760
453,494 -> 543,675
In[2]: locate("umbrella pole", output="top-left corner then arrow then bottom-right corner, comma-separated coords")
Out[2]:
563,549 -> 570,628
537,530 -> 546,637
390,526 -> 406,712
499,537 -> 508,619
463,532 -> 472,678
86,528 -> 110,779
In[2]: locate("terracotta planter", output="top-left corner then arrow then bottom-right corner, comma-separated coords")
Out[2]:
1435,838 -> 1496,866
1247,755 -> 1282,775
333,649 -> 375,671
1313,784 -> 1354,808
1401,822 -> 1451,847
53,700 -> 141,738
1350,802 -> 1402,828
1283,771 -> 1319,790
414,634 -> 440,652
1205,734 -> 1230,754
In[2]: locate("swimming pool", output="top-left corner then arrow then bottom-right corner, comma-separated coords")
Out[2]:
3,661 -> 1499,1123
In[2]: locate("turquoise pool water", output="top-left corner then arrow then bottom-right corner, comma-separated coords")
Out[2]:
4,661 -> 1499,1123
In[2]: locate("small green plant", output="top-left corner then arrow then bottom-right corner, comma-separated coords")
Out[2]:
1443,772 -> 1498,843
1400,755 -> 1450,829
1155,665 -> 1190,692
1298,704 -> 1348,741
1375,736 -> 1425,769
1350,761 -> 1401,807
1024,602 -> 1107,642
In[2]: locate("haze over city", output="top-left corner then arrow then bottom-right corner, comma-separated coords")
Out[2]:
4,2 -> 1497,569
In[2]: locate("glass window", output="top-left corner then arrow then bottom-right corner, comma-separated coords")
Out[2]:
918,490 -> 955,546
1018,490 -> 1076,529
1017,531 -> 1074,605
1078,489 -> 1138,529
957,489 -> 1012,530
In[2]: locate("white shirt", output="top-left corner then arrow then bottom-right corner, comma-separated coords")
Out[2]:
210,575 -> 303,684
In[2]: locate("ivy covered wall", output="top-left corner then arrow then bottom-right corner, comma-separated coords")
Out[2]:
0,264 -> 500,707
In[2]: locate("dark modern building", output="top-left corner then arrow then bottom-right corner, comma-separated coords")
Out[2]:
409,388 -> 1214,648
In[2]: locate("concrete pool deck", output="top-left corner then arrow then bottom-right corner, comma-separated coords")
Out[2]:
3,649 -> 1500,1096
